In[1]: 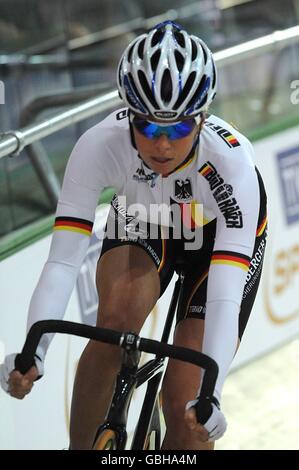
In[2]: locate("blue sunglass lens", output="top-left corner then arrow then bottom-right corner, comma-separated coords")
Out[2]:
133,118 -> 196,140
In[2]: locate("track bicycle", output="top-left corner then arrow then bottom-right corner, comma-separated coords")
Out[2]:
15,264 -> 218,450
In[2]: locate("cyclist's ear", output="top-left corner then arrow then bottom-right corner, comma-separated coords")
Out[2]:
199,112 -> 206,130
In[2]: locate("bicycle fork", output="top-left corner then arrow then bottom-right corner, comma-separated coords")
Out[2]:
93,332 -> 141,450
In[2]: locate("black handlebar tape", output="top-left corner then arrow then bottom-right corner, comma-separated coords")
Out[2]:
195,398 -> 213,425
139,336 -> 218,422
15,320 -> 122,375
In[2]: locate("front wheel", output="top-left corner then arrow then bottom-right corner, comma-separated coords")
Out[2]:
143,429 -> 161,450
143,400 -> 161,450
93,429 -> 118,450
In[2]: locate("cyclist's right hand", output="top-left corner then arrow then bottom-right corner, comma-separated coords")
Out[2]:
185,398 -> 227,442
0,353 -> 44,399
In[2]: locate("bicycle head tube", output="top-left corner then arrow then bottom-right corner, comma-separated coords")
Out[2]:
120,331 -> 141,369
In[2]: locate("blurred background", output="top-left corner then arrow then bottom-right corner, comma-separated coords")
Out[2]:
1,0 -> 299,238
0,0 -> 299,450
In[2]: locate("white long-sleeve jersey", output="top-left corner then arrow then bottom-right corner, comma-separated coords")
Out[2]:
27,108 -> 266,400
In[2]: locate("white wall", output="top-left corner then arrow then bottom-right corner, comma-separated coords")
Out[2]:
233,126 -> 299,367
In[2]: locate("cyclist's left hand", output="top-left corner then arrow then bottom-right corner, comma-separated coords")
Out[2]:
0,353 -> 43,399
184,400 -> 227,442
184,406 -> 209,441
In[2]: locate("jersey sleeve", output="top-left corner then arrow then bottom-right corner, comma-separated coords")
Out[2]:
26,123 -> 125,361
199,145 -> 261,402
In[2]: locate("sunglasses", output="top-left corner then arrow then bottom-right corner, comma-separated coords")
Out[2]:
132,116 -> 197,140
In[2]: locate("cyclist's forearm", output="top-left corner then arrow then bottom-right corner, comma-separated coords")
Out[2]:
201,261 -> 248,401
26,261 -> 81,359
26,231 -> 91,359
202,299 -> 239,402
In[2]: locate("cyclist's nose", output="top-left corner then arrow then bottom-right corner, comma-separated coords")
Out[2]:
154,134 -> 172,153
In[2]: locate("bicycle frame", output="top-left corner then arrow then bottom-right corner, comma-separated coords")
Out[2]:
133,268 -> 186,449
94,270 -> 186,450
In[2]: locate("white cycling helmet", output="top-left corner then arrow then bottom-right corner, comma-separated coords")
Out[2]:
117,21 -> 217,121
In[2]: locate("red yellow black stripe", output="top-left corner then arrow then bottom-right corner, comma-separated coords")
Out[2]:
54,216 -> 93,236
211,250 -> 251,271
225,134 -> 239,146
198,162 -> 214,178
256,215 -> 267,237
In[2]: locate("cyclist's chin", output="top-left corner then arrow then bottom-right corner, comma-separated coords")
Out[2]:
148,156 -> 176,174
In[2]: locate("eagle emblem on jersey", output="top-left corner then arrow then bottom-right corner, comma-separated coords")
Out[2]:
174,178 -> 193,201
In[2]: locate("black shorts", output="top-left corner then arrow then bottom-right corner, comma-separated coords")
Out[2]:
100,172 -> 267,340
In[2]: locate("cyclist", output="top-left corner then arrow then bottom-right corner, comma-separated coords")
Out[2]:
0,21 -> 267,450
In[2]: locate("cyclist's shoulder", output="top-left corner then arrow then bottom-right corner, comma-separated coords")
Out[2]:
68,108 -> 134,170
201,114 -> 254,161
198,114 -> 257,187
77,108 -> 130,147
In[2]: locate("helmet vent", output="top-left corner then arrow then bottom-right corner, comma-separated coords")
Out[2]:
137,38 -> 146,59
201,44 -> 208,64
151,30 -> 164,47
127,43 -> 135,63
161,69 -> 172,103
212,60 -> 217,88
137,70 -> 159,109
175,50 -> 184,72
174,31 -> 185,48
150,50 -> 161,71
125,89 -> 137,110
191,40 -> 198,61
173,71 -> 196,110
118,59 -> 123,86
185,74 -> 208,112
127,73 -> 147,110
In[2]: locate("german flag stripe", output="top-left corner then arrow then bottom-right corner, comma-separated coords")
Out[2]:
211,251 -> 250,271
256,215 -> 267,237
54,216 -> 93,236
199,163 -> 213,177
54,226 -> 92,236
226,135 -> 238,144
55,216 -> 93,227
212,260 -> 249,270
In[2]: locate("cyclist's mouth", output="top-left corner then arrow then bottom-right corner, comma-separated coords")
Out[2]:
151,156 -> 173,165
